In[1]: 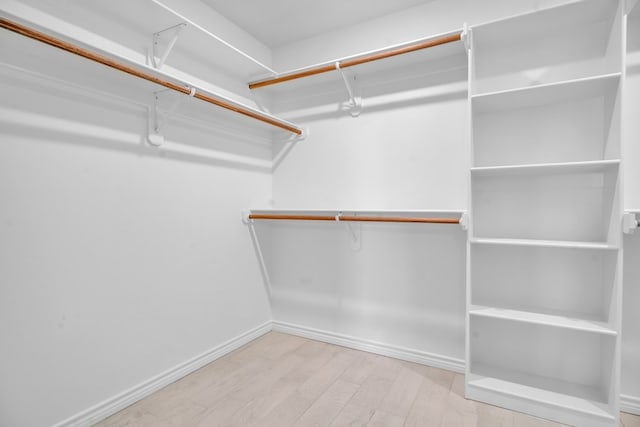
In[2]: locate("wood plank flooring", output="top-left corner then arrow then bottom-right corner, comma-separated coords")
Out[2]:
94,332 -> 640,427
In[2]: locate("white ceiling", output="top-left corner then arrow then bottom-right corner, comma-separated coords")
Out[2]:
201,0 -> 430,48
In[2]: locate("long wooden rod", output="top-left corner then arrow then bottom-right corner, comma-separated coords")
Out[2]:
249,32 -> 462,90
248,214 -> 459,224
0,18 -> 303,135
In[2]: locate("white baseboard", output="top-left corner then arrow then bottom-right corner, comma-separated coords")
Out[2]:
53,321 -> 272,427
622,394 -> 640,415
51,318 -> 639,425
272,320 -> 465,373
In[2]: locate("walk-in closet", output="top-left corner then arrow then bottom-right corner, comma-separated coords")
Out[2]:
1,0 -> 639,426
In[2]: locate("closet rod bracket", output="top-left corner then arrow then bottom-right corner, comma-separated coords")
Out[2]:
152,22 -> 187,69
336,62 -> 362,117
459,212 -> 469,231
147,87 -> 196,146
623,212 -> 638,234
340,212 -> 362,249
461,23 -> 470,52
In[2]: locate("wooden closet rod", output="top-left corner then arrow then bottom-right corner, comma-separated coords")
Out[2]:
249,32 -> 462,90
0,18 -> 303,135
248,214 -> 460,224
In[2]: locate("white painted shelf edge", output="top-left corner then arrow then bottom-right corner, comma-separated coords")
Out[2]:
470,159 -> 620,176
467,370 -> 615,421
469,305 -> 616,335
149,0 -> 275,74
471,72 -> 622,102
470,238 -> 619,250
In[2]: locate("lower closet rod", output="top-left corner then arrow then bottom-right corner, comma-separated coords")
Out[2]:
248,214 -> 460,224
0,18 -> 303,135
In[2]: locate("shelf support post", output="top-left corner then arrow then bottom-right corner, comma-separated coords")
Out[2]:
152,22 -> 187,69
336,212 -> 362,249
336,62 -> 363,117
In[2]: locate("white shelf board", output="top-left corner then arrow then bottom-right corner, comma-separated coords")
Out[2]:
148,0 -> 274,79
470,160 -> 620,176
0,6 -> 301,137
467,368 -> 615,421
471,73 -> 621,112
470,0 -> 617,47
469,306 -> 616,336
470,238 -> 619,250
16,0 -> 273,80
250,29 -> 467,94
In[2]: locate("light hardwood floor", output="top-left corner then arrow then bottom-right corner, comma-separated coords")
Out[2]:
95,332 -> 640,427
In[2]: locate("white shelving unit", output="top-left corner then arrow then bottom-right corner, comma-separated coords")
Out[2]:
14,0 -> 274,81
471,0 -> 621,95
472,74 -> 621,167
466,1 -> 624,426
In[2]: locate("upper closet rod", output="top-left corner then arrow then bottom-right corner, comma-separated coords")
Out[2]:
0,18 -> 303,136
248,214 -> 460,224
249,32 -> 462,90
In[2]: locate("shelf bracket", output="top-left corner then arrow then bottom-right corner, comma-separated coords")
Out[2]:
461,23 -> 470,52
152,23 -> 187,69
241,209 -> 251,225
273,128 -> 308,171
147,87 -> 196,146
336,62 -> 363,117
337,212 -> 362,250
623,212 -> 639,235
459,212 -> 469,231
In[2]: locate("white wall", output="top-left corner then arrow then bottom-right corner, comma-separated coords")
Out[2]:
271,64 -> 468,210
258,221 -> 466,362
0,14 -> 273,427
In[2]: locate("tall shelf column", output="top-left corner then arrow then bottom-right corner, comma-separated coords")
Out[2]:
465,1 -> 624,426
